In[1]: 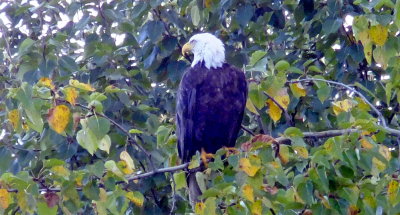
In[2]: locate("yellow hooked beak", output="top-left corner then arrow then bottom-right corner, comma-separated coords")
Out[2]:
181,42 -> 193,56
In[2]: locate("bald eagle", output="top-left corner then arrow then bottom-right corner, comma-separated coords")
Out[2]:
176,33 -> 247,203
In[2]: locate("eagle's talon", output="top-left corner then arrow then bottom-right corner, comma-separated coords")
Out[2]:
224,147 -> 239,156
201,149 -> 214,167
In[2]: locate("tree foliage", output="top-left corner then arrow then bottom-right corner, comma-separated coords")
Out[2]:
1,0 -> 400,214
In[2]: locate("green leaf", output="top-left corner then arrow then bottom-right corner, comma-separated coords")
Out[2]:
76,129 -> 99,155
37,201 -> 57,215
395,0 -> 400,28
275,60 -> 290,72
89,92 -> 107,102
104,160 -> 125,179
249,51 -> 267,67
44,159 -> 65,168
236,4 -> 254,27
248,83 -> 266,110
87,116 -> 110,140
284,127 -> 304,137
173,172 -> 187,190
317,84 -> 331,103
98,135 -> 111,154
129,129 -> 143,134
87,161 -> 105,178
322,18 -> 342,34
385,82 -> 393,105
308,65 -> 322,73
297,181 -> 314,204
316,166 -> 330,193
191,5 -> 201,26
156,125 -> 170,145
83,181 -> 100,201
15,83 -> 43,132
58,56 -> 79,73
18,38 -> 35,56
354,82 -> 377,99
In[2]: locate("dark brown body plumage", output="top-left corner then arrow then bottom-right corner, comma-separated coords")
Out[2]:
176,62 -> 247,203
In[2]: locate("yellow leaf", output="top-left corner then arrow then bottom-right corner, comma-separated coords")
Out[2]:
51,166 -> 70,177
204,0 -> 212,8
242,184 -> 254,202
17,191 -> 31,212
38,77 -> 55,90
64,87 -> 78,106
290,83 -> 306,98
69,79 -> 95,91
279,145 -> 290,164
363,42 -> 373,64
48,105 -> 71,134
324,139 -> 334,152
332,99 -> 354,115
387,180 -> 399,206
293,146 -> 308,158
369,25 -> 388,46
372,157 -> 386,171
360,138 -> 374,149
75,174 -> 83,187
357,30 -> 371,46
275,88 -> 290,109
22,122 -> 29,131
8,109 -> 20,129
99,188 -> 107,202
120,151 -> 135,171
268,161 -> 281,169
195,202 -> 205,214
363,195 -> 376,208
267,99 -> 282,122
379,145 -> 391,160
246,99 -> 259,115
239,156 -> 261,177
348,205 -> 359,215
0,189 -> 10,209
251,200 -> 262,215
118,160 -> 134,175
105,85 -> 122,93
388,180 -> 399,206
126,191 -> 144,207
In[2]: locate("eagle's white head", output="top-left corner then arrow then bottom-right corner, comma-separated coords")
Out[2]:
182,33 -> 225,69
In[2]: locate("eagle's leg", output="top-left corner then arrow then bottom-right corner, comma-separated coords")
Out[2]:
201,148 -> 214,167
224,147 -> 239,156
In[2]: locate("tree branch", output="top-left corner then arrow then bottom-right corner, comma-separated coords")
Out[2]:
8,125 -> 400,193
287,78 -> 387,127
275,128 -> 359,143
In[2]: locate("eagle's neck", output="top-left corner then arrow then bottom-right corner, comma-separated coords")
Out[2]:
191,46 -> 225,69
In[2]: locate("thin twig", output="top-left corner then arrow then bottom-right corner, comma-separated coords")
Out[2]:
288,78 -> 387,127
169,172 -> 177,215
275,128 -> 360,143
241,125 -> 255,136
264,92 -> 293,126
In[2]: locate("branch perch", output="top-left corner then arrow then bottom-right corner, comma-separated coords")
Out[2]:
8,128 -> 384,193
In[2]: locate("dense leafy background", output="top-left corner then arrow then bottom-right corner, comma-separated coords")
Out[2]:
1,0 -> 400,214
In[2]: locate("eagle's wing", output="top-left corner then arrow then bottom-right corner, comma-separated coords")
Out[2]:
176,68 -> 197,162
